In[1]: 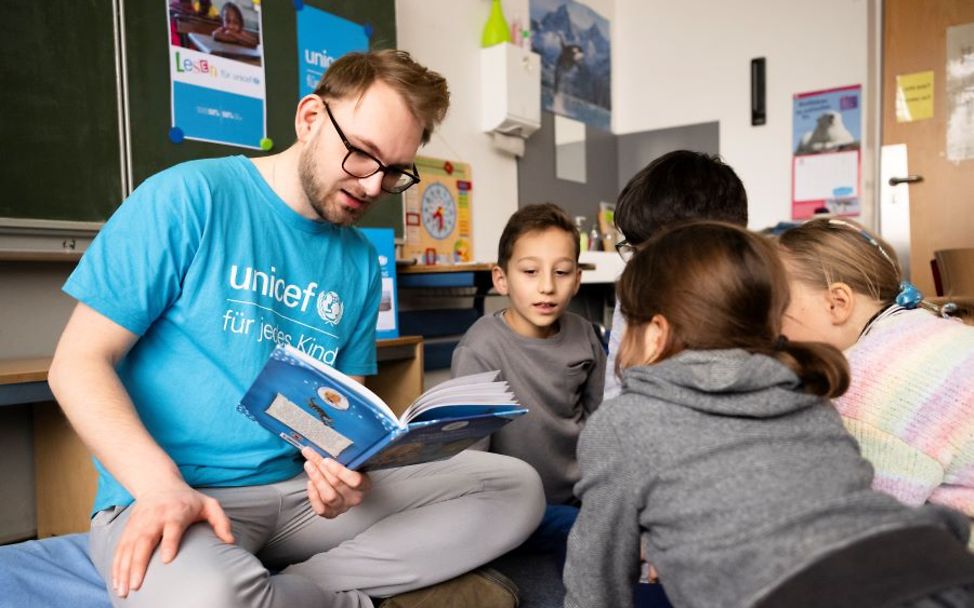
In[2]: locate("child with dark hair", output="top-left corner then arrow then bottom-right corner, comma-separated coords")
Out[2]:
605,150 -> 748,400
212,1 -> 258,47
565,221 -> 974,608
452,202 -> 605,555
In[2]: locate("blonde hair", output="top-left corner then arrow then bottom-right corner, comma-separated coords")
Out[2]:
777,218 -> 901,305
314,50 -> 449,145
617,221 -> 849,398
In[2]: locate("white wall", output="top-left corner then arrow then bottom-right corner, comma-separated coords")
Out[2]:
396,0 -> 527,262
396,0 -> 613,262
613,0 -> 872,230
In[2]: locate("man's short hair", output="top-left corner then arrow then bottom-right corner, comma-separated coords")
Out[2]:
497,203 -> 579,270
314,50 -> 450,145
614,150 -> 748,246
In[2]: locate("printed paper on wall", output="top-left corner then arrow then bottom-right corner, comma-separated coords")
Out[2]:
167,0 -> 267,149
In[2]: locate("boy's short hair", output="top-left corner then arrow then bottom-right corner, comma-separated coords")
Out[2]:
614,150 -> 748,246
497,203 -> 579,270
314,50 -> 450,145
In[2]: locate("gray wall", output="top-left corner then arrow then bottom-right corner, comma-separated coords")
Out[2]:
0,263 -> 77,541
517,114 -> 720,218
617,121 -> 720,190
518,112 -> 619,222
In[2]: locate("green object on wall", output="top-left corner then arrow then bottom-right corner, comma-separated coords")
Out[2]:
481,0 -> 511,48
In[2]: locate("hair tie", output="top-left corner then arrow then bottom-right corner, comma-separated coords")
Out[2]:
895,281 -> 923,310
773,335 -> 789,351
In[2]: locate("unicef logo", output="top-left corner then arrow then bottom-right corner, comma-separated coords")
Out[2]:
317,291 -> 344,325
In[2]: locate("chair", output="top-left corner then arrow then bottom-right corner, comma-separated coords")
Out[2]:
934,248 -> 974,297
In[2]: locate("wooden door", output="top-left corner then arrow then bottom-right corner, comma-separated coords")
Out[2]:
883,0 -> 974,295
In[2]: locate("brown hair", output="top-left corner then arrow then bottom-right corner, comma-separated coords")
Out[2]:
777,217 -> 901,306
497,203 -> 579,271
314,50 -> 450,145
616,221 -> 849,398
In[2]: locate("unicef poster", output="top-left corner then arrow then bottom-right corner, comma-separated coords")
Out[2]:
166,0 -> 267,149
296,6 -> 370,99
791,85 -> 862,219
402,157 -> 473,266
531,0 -> 611,130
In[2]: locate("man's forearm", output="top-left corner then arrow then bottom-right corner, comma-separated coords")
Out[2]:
49,355 -> 185,499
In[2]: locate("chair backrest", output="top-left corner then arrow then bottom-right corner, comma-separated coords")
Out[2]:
934,248 -> 974,296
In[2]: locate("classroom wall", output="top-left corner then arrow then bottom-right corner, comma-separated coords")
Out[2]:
395,0 -> 613,262
395,0 -> 524,263
613,0 -> 874,231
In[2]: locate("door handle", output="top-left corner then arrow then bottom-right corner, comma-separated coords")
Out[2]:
889,175 -> 923,186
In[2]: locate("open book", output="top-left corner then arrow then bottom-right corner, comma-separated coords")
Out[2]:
240,345 -> 527,471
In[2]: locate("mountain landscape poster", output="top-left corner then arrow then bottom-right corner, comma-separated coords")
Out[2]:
530,0 -> 611,130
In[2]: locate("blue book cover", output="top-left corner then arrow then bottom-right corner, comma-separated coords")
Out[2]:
239,345 -> 527,471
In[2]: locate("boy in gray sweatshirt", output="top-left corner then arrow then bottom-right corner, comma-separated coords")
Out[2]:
564,222 -> 974,608
453,203 -> 605,553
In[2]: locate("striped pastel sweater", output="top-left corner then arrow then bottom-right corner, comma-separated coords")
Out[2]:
836,307 -> 974,546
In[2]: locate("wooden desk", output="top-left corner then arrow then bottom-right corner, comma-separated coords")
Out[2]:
0,337 -> 424,537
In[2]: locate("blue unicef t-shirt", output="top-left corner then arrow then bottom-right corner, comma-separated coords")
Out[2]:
64,156 -> 381,513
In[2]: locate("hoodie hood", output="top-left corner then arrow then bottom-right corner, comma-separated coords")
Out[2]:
621,349 -> 824,418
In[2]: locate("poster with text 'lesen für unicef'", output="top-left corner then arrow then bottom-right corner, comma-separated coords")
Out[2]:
166,0 -> 267,149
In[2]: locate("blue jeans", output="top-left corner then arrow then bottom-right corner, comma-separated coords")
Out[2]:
515,504 -> 579,558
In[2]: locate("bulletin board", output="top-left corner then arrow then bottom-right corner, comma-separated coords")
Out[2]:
0,0 -> 401,235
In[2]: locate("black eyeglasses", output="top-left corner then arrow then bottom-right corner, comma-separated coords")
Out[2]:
323,101 -> 421,194
615,239 -> 637,262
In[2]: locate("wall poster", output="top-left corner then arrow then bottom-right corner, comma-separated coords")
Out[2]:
296,6 -> 370,99
531,0 -> 611,131
167,0 -> 267,149
791,85 -> 862,220
946,22 -> 974,162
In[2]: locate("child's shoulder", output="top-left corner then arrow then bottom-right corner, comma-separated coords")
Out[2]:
456,312 -> 508,349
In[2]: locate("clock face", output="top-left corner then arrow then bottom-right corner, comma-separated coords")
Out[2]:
420,183 -> 457,240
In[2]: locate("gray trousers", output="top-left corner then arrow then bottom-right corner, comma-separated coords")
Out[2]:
89,451 -> 545,608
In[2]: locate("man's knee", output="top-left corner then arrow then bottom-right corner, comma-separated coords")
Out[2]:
469,452 -> 546,527
140,558 -> 269,608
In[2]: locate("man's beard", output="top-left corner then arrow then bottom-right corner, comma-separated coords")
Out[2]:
297,141 -> 361,226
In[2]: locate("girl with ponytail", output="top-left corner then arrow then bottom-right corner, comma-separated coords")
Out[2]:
564,222 -> 974,608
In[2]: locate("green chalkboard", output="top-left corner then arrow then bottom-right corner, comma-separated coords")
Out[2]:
0,0 -> 123,223
0,0 -> 402,235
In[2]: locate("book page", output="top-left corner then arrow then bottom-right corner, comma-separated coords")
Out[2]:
400,372 -> 522,423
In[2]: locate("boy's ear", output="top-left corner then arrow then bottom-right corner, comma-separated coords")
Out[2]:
571,266 -> 582,296
295,94 -> 324,142
825,282 -> 855,325
492,264 -> 509,296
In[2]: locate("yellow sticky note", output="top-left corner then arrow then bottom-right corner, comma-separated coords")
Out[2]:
895,71 -> 934,122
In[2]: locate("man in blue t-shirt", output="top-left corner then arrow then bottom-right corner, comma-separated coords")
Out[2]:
50,50 -> 544,608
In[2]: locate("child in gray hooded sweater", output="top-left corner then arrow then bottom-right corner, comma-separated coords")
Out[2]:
564,221 -> 974,608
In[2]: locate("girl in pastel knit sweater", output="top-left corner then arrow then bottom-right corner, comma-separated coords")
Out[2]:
564,221 -> 974,608
778,218 -> 974,547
